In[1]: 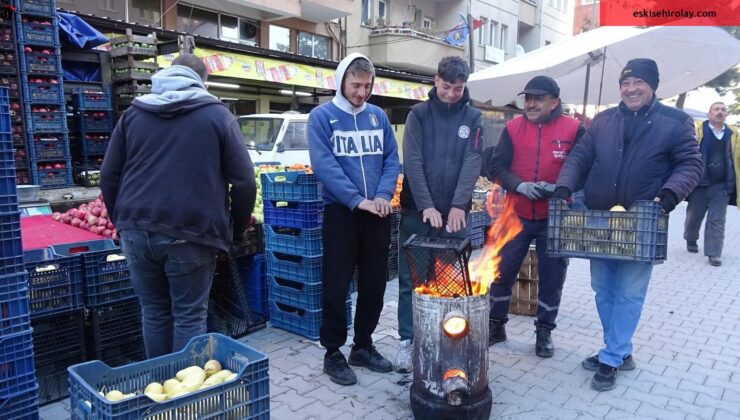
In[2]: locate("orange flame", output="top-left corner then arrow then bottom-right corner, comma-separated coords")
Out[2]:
468,187 -> 523,295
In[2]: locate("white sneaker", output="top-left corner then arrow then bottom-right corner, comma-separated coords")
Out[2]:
394,339 -> 413,373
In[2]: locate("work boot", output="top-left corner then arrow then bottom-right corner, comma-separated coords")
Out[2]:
488,319 -> 506,346
348,344 -> 393,373
323,350 -> 357,385
686,241 -> 698,253
582,354 -> 636,371
535,326 -> 554,358
709,256 -> 722,266
591,362 -> 618,392
394,339 -> 412,373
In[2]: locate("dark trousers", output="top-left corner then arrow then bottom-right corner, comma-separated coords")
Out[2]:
489,218 -> 568,329
684,183 -> 729,257
320,204 -> 391,353
119,229 -> 217,358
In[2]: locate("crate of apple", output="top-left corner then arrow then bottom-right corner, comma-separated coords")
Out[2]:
52,196 -> 117,239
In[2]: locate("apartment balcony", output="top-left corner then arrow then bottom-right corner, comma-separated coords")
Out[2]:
212,0 -> 352,22
369,27 -> 463,75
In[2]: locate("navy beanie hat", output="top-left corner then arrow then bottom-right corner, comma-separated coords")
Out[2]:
619,58 -> 659,91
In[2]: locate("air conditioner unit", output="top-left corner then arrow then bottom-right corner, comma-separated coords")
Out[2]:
484,45 -> 505,63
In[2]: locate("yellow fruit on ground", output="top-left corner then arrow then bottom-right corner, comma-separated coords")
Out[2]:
144,382 -> 164,395
203,360 -> 222,377
176,366 -> 205,381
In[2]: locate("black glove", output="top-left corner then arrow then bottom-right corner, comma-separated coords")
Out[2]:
657,189 -> 678,213
551,186 -> 571,200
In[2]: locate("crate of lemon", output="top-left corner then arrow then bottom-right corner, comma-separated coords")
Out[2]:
546,199 -> 668,263
68,333 -> 269,419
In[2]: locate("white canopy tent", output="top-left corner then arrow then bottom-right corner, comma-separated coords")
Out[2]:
467,26 -> 740,108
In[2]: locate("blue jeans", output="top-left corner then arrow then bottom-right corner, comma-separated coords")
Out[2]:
590,259 -> 653,368
119,229 -> 217,358
489,218 -> 568,329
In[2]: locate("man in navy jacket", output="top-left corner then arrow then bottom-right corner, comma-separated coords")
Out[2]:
101,54 -> 256,358
554,58 -> 702,391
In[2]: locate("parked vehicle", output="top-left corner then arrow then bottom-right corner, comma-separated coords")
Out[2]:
238,113 -> 310,166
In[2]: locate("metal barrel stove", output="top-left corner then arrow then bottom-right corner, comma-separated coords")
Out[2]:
404,235 -> 492,420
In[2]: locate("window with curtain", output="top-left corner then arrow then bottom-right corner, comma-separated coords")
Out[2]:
361,0 -> 372,25
131,0 -> 160,26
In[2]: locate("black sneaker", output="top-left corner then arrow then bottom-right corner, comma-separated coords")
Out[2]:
687,241 -> 698,253
535,326 -> 554,358
348,345 -> 393,373
709,256 -> 722,267
323,351 -> 357,385
582,355 -> 636,371
591,363 -> 618,392
488,319 -> 507,347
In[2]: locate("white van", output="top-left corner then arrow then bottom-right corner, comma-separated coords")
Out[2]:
238,113 -> 311,166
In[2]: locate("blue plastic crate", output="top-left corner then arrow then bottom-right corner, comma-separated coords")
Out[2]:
547,199 -> 669,263
263,199 -> 323,229
268,297 -> 351,340
0,193 -> 19,214
88,298 -> 144,367
0,384 -> 39,419
18,17 -> 58,46
264,225 -> 322,256
467,210 -> 491,229
68,333 -> 270,420
0,50 -> 18,74
0,277 -> 31,336
238,254 -> 268,316
14,0 -> 55,17
0,330 -> 37,399
24,78 -> 64,103
260,171 -> 320,201
0,75 -> 20,99
21,49 -> 61,75
24,248 -> 84,318
1,165 -> 18,203
31,308 -> 86,366
27,107 -> 66,132
28,134 -> 69,160
78,133 -> 110,156
51,240 -> 134,308
73,89 -> 112,110
266,250 -> 322,283
0,211 -> 23,274
77,112 -> 113,132
31,165 -> 73,189
267,274 -> 322,310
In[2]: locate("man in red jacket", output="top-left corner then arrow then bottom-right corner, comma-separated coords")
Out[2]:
487,76 -> 584,357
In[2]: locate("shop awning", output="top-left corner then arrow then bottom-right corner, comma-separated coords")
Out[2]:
157,47 -> 431,101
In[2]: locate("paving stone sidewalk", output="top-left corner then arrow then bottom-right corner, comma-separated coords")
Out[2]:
40,203 -> 740,419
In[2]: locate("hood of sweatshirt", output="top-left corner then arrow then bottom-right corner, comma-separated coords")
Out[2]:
331,52 -> 375,115
132,65 -> 222,118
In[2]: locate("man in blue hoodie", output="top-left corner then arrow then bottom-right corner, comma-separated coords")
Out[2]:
101,54 -> 256,358
308,53 -> 400,386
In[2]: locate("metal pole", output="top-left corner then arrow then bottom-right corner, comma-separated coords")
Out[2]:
591,0 -> 598,29
582,63 -> 591,117
468,13 -> 475,72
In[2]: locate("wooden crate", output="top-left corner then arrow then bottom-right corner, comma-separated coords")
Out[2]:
510,245 -> 538,316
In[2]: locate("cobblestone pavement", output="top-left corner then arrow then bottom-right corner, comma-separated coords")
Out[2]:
41,203 -> 740,419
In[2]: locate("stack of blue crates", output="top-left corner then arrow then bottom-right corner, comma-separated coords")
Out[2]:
14,0 -> 73,189
70,88 -> 112,186
0,86 -> 40,418
24,247 -> 86,405
50,239 -> 144,368
261,171 -> 350,340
